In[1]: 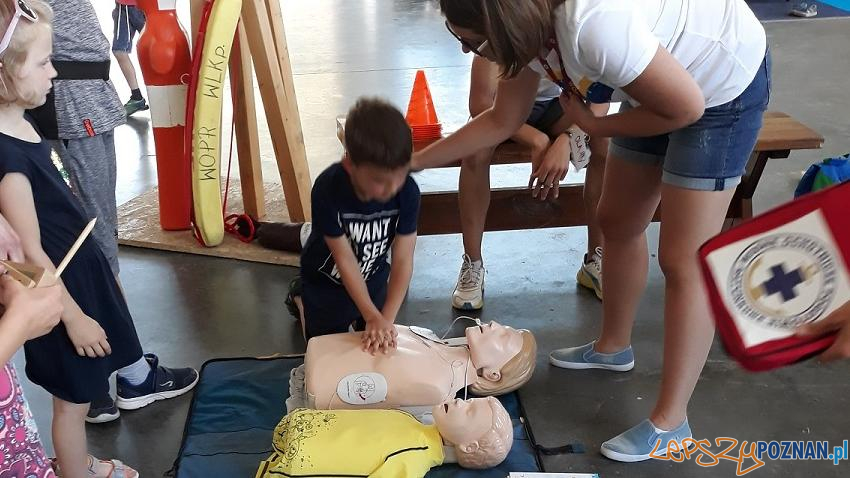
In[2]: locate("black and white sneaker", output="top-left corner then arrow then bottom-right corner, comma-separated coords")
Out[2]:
86,396 -> 120,424
116,353 -> 199,410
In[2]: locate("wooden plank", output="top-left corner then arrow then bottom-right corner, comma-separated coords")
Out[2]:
266,0 -> 305,132
419,186 -> 586,235
230,24 -> 265,219
425,111 -> 824,169
241,0 -> 312,222
416,111 -> 823,234
757,112 -> 824,151
418,184 -> 760,236
419,186 -> 669,235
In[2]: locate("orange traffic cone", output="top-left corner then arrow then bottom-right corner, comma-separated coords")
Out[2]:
406,70 -> 442,141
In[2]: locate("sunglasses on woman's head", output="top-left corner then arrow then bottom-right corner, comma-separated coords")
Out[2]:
444,21 -> 489,57
0,0 -> 39,57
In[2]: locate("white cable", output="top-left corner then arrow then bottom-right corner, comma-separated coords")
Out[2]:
439,315 -> 481,340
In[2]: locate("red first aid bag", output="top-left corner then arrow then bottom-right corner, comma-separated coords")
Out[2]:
699,181 -> 850,371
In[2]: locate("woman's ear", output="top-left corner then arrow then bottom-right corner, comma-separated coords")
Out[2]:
484,367 -> 501,381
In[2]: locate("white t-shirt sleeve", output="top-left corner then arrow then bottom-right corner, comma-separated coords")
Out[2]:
575,8 -> 660,88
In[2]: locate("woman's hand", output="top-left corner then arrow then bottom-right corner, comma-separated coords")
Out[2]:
559,92 -> 598,136
797,301 -> 850,363
0,276 -> 63,340
528,133 -> 570,200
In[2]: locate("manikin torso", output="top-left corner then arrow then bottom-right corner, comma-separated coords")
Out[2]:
305,326 -> 478,409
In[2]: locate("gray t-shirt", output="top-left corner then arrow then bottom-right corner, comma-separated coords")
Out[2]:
48,0 -> 125,139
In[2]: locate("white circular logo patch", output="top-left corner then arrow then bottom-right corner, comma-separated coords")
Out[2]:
337,373 -> 388,405
728,233 -> 837,329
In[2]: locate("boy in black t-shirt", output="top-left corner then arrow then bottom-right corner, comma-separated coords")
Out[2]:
289,98 -> 420,354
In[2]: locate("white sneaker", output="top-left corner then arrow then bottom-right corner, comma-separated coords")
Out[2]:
452,254 -> 485,310
576,247 -> 603,300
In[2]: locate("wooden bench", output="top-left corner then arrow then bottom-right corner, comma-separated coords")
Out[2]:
417,111 -> 824,235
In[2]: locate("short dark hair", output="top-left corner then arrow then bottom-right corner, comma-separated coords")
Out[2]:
344,97 -> 412,170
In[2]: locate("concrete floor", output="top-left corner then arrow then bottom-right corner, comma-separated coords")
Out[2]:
12,1 -> 850,477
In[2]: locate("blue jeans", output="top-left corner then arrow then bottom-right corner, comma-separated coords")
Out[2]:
112,3 -> 146,53
610,51 -> 772,191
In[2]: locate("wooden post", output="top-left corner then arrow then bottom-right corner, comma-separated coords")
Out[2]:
229,24 -> 266,219
265,0 -> 304,131
240,0 -> 312,222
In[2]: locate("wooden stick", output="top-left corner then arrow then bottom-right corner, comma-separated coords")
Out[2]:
241,0 -> 311,222
0,261 -> 38,288
265,0 -> 304,132
230,23 -> 266,219
54,218 -> 96,280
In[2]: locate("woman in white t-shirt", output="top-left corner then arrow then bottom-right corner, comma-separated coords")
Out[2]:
413,0 -> 770,462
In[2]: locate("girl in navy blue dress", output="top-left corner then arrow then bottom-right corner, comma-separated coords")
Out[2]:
0,2 -> 196,476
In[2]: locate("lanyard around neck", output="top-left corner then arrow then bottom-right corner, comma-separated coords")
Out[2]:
537,36 -> 582,98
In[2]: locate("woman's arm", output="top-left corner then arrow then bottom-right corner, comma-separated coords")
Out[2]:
561,45 -> 705,139
413,67 -> 540,170
468,55 -> 498,117
471,57 -> 550,168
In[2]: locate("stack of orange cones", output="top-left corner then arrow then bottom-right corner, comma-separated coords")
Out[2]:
405,70 -> 442,142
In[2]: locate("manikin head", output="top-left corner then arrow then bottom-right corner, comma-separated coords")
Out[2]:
432,397 -> 513,469
466,321 -> 537,395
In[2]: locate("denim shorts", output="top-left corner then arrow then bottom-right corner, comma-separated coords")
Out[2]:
610,51 -> 771,191
112,4 -> 146,53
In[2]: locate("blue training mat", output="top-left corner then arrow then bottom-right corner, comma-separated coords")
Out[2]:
171,357 -> 543,478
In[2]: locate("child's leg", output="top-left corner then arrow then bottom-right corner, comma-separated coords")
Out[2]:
651,185 -> 735,429
595,155 -> 663,352
52,398 -> 95,478
458,146 -> 496,262
572,133 -> 609,300
112,52 -> 139,92
54,396 -> 138,478
453,147 -> 495,310
584,135 -> 608,255
547,103 -> 610,258
111,3 -> 139,91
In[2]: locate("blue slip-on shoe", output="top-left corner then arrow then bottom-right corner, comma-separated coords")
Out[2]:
549,341 -> 634,371
601,418 -> 694,462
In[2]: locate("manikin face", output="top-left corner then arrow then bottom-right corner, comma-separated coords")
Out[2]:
432,397 -> 493,451
465,321 -> 523,381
